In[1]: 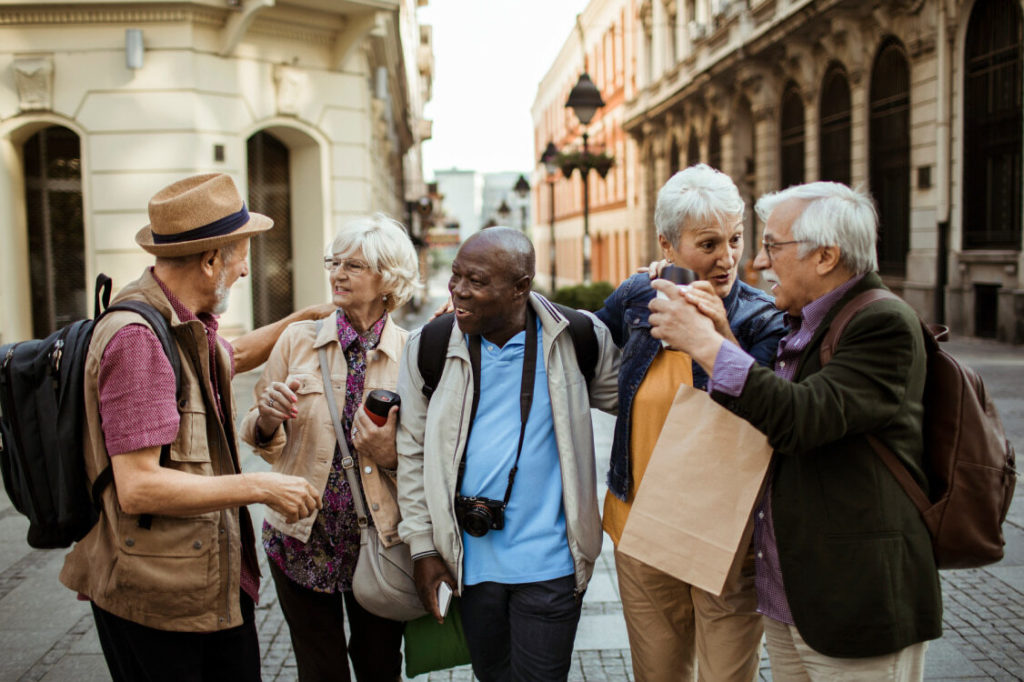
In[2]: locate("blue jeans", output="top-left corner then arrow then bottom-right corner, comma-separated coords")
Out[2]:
460,574 -> 582,682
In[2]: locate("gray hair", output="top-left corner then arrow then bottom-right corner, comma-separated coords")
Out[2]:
155,238 -> 245,270
328,213 -> 421,310
755,182 -> 878,275
654,164 -> 745,246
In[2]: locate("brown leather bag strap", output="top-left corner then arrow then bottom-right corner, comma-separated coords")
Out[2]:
819,289 -> 900,366
819,288 -> 934,517
866,434 -> 933,516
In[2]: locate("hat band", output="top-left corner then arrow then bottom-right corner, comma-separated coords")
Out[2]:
152,204 -> 251,244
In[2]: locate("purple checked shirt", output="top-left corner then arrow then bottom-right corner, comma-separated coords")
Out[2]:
708,274 -> 864,623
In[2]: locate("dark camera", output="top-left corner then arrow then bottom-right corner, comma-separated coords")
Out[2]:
661,264 -> 695,285
363,389 -> 400,427
454,495 -> 505,537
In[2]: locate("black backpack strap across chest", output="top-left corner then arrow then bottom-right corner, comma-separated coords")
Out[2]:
417,303 -> 598,399
91,299 -> 182,529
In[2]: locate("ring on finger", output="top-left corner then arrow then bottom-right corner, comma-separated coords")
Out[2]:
268,398 -> 275,408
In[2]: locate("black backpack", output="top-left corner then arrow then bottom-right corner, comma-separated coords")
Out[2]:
0,274 -> 181,549
417,301 -> 598,399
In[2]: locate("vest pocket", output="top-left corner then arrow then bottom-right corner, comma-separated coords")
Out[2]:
111,515 -> 218,617
172,403 -> 214,468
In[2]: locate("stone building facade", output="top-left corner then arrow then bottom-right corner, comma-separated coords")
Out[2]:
624,0 -> 1024,342
0,0 -> 433,343
531,0 -> 642,291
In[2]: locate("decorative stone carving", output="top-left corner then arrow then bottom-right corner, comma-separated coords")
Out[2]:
13,56 -> 53,111
273,63 -> 305,116
891,0 -> 927,15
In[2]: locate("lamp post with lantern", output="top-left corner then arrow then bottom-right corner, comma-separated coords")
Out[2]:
564,72 -> 605,283
540,141 -> 559,290
496,199 -> 511,225
513,174 -> 530,233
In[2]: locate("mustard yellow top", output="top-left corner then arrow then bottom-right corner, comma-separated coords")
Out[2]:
603,348 -> 693,545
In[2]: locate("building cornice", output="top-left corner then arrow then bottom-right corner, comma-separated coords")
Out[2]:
0,6 -> 225,26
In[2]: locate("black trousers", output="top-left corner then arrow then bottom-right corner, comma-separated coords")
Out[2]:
269,560 -> 404,682
460,574 -> 582,682
91,591 -> 261,682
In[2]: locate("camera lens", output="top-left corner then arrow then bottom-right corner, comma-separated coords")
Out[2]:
461,504 -> 493,537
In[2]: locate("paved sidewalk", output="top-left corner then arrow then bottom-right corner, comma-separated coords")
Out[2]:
1,283 -> 1022,680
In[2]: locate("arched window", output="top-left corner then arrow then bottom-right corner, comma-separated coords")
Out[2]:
819,64 -> 852,185
23,126 -> 86,337
780,82 -> 805,188
247,131 -> 294,327
686,126 -> 700,166
708,117 -> 722,171
870,41 -> 911,275
963,0 -> 1023,249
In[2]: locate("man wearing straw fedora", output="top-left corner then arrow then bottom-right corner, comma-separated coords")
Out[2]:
61,173 -> 325,681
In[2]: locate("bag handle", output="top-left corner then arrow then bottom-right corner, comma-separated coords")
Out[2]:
317,320 -> 371,527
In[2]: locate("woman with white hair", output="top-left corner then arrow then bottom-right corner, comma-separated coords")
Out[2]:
595,164 -> 787,682
241,213 -> 420,682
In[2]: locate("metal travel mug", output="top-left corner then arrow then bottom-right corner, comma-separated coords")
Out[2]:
657,265 -> 696,348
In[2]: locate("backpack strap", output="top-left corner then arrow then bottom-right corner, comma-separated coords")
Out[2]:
819,289 -> 900,366
416,301 -> 599,399
550,303 -> 598,387
418,311 -> 456,399
818,287 -> 933,515
90,297 -> 182,531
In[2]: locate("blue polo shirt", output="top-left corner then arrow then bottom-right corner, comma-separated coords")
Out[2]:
460,318 -> 575,586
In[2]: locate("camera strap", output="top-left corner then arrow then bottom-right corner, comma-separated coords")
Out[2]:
459,305 -> 537,511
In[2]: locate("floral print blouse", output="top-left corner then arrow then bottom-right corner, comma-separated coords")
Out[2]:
263,310 -> 386,592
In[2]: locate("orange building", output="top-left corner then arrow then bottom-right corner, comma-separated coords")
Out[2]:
531,0 -> 642,291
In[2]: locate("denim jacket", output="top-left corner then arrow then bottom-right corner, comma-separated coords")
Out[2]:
595,273 -> 787,500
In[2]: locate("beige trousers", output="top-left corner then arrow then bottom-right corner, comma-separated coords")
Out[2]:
614,547 -> 762,682
763,616 -> 927,682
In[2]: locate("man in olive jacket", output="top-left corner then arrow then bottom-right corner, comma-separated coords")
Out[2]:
648,182 -> 941,680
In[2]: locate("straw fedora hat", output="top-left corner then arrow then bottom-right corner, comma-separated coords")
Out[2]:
135,173 -> 273,257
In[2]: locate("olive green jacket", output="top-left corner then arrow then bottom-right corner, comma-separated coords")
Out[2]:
713,272 -> 942,658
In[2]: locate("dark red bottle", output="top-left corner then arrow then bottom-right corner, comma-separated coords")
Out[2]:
363,389 -> 400,426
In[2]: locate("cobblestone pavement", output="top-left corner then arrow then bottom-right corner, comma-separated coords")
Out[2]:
1,289 -> 1022,680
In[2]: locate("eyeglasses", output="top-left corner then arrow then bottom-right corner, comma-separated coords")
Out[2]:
760,239 -> 810,265
324,257 -> 371,275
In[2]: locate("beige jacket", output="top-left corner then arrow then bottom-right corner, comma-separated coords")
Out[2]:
396,293 -> 620,594
240,309 -> 407,546
61,269 -> 247,632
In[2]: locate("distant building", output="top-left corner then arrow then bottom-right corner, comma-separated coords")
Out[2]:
434,169 -> 483,243
434,168 -> 532,242
0,0 -> 433,343
624,0 -> 1024,343
532,0 -> 641,290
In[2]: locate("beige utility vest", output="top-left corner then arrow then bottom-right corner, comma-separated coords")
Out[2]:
60,270 -> 248,632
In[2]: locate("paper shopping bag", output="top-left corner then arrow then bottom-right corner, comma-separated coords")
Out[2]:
617,384 -> 773,596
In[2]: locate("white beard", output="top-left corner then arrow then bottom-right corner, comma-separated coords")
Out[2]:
212,269 -> 230,315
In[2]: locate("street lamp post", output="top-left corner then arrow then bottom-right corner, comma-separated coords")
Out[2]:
540,141 -> 559,291
514,174 -> 530,233
495,199 -> 512,225
565,72 -> 605,283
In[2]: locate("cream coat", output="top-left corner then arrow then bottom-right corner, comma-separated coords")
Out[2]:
396,294 -> 620,594
240,309 -> 407,546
